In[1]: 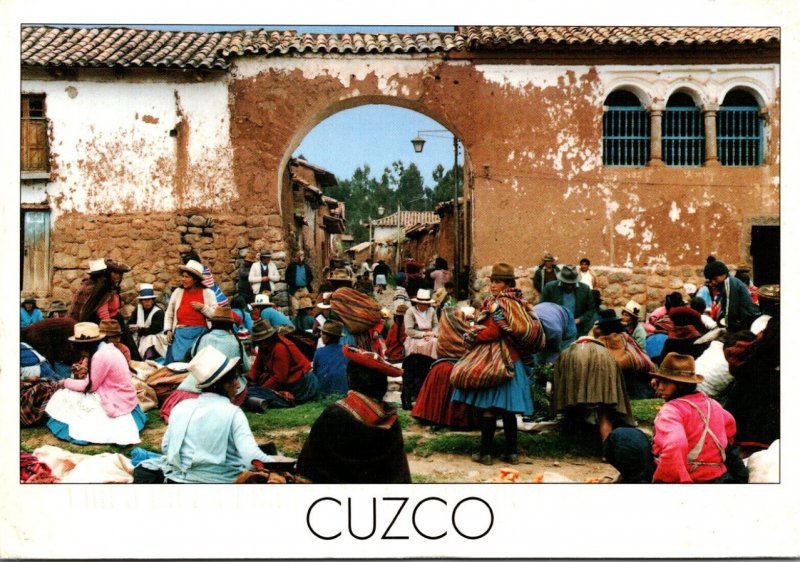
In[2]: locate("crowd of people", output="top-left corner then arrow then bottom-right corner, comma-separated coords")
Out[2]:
19,246 -> 779,484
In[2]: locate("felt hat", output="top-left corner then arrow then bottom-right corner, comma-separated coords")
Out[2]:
105,258 -> 131,273
317,292 -> 333,310
321,319 -> 344,337
258,250 -> 272,259
411,288 -> 434,304
297,296 -> 315,310
21,297 -> 37,306
735,262 -> 751,273
490,262 -> 515,281
557,264 -> 580,284
68,322 -> 105,343
178,259 -> 205,280
650,352 -> 704,385
188,346 -> 241,390
88,259 -> 108,274
621,300 -> 642,319
596,308 -> 623,329
98,319 -> 122,337
394,303 -> 409,316
48,300 -> 68,313
342,345 -> 403,378
757,284 -> 779,303
137,283 -> 157,300
703,260 -> 729,279
669,306 -> 703,327
542,252 -> 557,262
244,250 -> 257,262
252,294 -> 275,307
250,319 -> 278,342
211,307 -> 234,324
380,307 -> 391,319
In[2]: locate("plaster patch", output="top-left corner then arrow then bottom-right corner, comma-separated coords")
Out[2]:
474,65 -> 593,91
615,219 -> 635,239
669,201 -> 681,222
507,151 -> 515,162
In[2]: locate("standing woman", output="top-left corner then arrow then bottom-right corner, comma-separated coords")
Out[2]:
45,322 -> 146,445
451,263 -> 534,465
404,289 -> 439,359
163,260 -> 217,363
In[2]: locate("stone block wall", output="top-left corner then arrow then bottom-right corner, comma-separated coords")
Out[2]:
473,264 -> 707,315
49,208 -> 289,310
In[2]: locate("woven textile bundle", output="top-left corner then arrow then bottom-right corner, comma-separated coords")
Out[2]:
437,308 -> 471,359
330,287 -> 381,334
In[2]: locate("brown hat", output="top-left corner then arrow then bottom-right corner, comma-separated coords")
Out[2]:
490,262 -> 515,281
211,307 -> 234,324
250,319 -> 278,342
394,304 -> 409,316
321,319 -> 344,337
557,264 -> 580,284
98,319 -> 122,337
757,284 -> 779,303
650,352 -> 704,384
297,296 -> 315,310
105,258 -> 131,273
48,299 -> 68,313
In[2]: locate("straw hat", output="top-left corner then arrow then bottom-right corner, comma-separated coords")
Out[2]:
98,319 -> 122,337
188,346 -> 241,390
649,352 -> 704,385
88,259 -> 108,274
252,294 -> 275,307
411,288 -> 434,304
68,322 -> 104,343
621,300 -> 642,320
757,284 -> 779,303
380,307 -> 391,319
178,259 -> 204,280
297,296 -> 315,310
137,283 -> 157,300
490,262 -> 515,281
557,264 -> 580,284
317,292 -> 333,310
211,307 -> 234,324
321,319 -> 344,337
683,283 -> 698,297
250,319 -> 278,342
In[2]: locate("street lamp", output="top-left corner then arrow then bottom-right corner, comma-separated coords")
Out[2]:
410,129 -> 461,298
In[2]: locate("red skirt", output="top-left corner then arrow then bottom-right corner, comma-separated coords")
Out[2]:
411,361 -> 480,429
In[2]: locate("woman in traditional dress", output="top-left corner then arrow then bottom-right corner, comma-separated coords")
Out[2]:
163,260 -> 217,363
620,300 -> 647,350
384,304 -> 408,362
297,345 -> 411,483
130,283 -> 167,360
403,289 -> 439,359
20,297 -> 43,328
45,322 -> 146,445
451,263 -> 534,465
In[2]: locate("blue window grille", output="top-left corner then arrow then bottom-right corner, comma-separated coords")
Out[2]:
663,106 -> 705,167
603,106 -> 650,166
717,106 -> 763,166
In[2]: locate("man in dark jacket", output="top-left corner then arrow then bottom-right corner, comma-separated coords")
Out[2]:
539,264 -> 597,337
704,260 -> 761,332
530,252 -> 561,296
285,250 -> 314,315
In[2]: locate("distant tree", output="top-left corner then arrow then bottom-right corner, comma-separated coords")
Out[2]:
429,163 -> 463,206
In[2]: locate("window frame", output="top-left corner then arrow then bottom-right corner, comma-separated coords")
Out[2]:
602,104 -> 651,167
662,97 -> 705,167
21,93 -> 50,176
717,101 -> 763,167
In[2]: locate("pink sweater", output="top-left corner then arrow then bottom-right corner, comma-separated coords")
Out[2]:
63,344 -> 138,418
653,392 -> 736,483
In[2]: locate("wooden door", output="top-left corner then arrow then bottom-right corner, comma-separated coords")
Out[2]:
22,210 -> 50,293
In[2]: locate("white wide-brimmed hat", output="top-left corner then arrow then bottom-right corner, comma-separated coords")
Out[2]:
622,300 -> 642,319
188,346 -> 241,389
138,283 -> 157,300
68,322 -> 105,343
252,294 -> 275,307
88,258 -> 108,274
411,288 -> 434,304
317,292 -> 333,309
178,259 -> 204,280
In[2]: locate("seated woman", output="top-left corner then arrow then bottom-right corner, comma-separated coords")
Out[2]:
20,297 -> 43,329
592,309 -> 655,400
297,345 -> 411,483
292,296 -> 316,332
312,320 -> 349,396
620,300 -> 647,350
247,319 -> 318,407
403,289 -> 439,359
130,283 -> 167,360
384,304 -> 408,363
604,352 -> 746,483
164,260 -> 217,363
654,306 -> 710,364
134,347 -> 286,484
551,336 -> 634,445
45,322 -> 146,445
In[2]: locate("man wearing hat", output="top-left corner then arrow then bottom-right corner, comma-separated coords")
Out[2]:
285,250 -> 315,315
248,249 -> 280,296
530,252 -> 561,296
297,345 -> 411,483
312,320 -> 349,396
135,347 -> 282,484
251,294 -> 294,332
603,352 -> 745,483
703,260 -> 761,332
20,297 -> 43,328
539,264 -> 597,337
130,283 -> 167,360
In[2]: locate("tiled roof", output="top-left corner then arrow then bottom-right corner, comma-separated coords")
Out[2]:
21,26 -> 779,69
459,26 -> 779,48
372,211 -> 440,227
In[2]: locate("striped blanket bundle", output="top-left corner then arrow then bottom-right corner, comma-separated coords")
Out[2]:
330,287 -> 382,334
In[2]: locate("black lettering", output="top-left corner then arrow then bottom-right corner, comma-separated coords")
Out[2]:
412,497 -> 447,540
452,497 -> 493,540
307,497 -> 341,540
348,497 -> 377,540
381,497 -> 410,540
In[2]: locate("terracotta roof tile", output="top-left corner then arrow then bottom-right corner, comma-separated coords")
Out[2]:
372,211 -> 440,227
21,26 -> 779,70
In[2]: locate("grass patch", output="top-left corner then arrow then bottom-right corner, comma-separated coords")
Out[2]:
411,473 -> 438,483
408,428 -> 597,459
403,434 -> 424,454
630,398 -> 664,425
246,396 -> 338,436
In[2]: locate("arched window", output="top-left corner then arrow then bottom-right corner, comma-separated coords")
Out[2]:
663,92 -> 704,167
717,89 -> 763,166
603,90 -> 649,166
